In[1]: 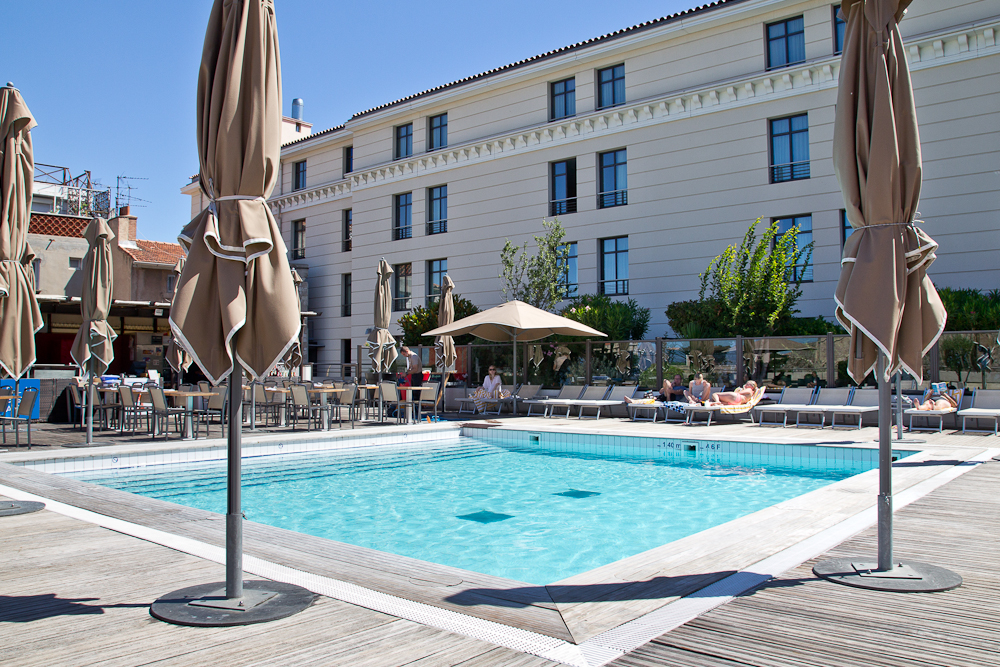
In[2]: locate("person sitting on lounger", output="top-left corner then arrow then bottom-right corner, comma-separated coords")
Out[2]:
683,374 -> 711,404
471,365 -> 510,412
707,380 -> 758,406
624,374 -> 686,404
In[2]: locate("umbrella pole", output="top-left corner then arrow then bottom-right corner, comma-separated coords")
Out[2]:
227,370 -> 243,599
877,353 -> 893,572
512,335 -> 518,415
86,368 -> 93,445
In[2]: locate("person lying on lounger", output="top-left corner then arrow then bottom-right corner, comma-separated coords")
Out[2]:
683,374 -> 711,404
624,374 -> 686,404
915,391 -> 957,411
707,380 -> 758,406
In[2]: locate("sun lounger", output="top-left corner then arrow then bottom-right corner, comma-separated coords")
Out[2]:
685,386 -> 767,426
957,388 -> 1000,435
565,386 -> 619,419
790,387 -> 853,428
496,384 -> 540,414
904,388 -> 962,432
595,385 -> 637,419
754,387 -> 816,426
523,385 -> 585,418
457,383 -> 520,415
825,388 -> 880,429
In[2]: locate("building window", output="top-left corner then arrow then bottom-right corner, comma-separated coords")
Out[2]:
393,263 -> 412,311
560,242 -> 578,298
599,236 -> 629,295
342,209 -> 352,252
395,123 -> 413,159
342,273 -> 352,317
774,215 -> 813,282
767,16 -> 806,69
393,193 -> 412,240
427,259 -> 447,306
597,64 -> 625,109
834,5 -> 846,54
342,339 -> 352,364
344,146 -> 353,175
550,159 -> 577,216
841,209 -> 855,250
428,114 -> 448,151
32,258 -> 41,291
598,149 -> 628,208
69,257 -> 82,270
770,114 -> 810,182
291,219 -> 306,259
427,185 -> 447,235
550,78 -> 576,120
292,160 -> 307,191
167,274 -> 176,294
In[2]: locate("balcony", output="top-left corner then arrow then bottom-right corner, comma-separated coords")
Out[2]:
549,198 -> 577,217
770,161 -> 810,183
427,220 -> 447,235
598,190 -> 627,209
393,226 -> 412,241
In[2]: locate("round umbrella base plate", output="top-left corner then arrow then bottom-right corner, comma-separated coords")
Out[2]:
63,442 -> 110,448
813,557 -> 962,592
151,580 -> 314,627
0,500 -> 45,517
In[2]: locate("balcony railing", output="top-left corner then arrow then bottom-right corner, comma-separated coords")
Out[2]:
392,296 -> 412,311
770,161 -> 810,183
427,219 -> 447,235
599,279 -> 629,295
598,190 -> 627,209
549,198 -> 577,216
341,303 -> 351,317
291,246 -> 305,260
342,237 -> 352,252
393,225 -> 412,241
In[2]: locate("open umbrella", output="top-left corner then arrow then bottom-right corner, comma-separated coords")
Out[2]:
156,0 -> 311,625
165,258 -> 193,384
367,258 -> 398,374
815,0 -> 958,592
434,275 -> 456,408
425,300 -> 606,412
0,84 -> 44,381
70,218 -> 116,446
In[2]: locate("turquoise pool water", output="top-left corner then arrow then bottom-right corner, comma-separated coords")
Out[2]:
65,436 -> 896,584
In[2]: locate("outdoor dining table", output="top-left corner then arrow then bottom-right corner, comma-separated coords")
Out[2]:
400,385 -> 436,424
307,386 -> 345,429
163,390 -> 215,440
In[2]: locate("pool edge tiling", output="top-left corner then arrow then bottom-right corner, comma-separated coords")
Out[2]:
0,425 -> 991,649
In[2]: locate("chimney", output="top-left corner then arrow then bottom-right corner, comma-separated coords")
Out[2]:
111,208 -> 138,248
292,98 -> 304,120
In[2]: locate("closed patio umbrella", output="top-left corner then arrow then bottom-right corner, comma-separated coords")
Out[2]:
425,300 -> 606,412
165,259 -> 193,383
0,84 -> 44,380
434,275 -> 457,409
282,267 -> 304,374
155,0 -> 311,625
367,258 -> 397,374
815,0 -> 957,592
70,218 -> 116,446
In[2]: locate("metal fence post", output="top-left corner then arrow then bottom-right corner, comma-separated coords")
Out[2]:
827,333 -> 836,387
655,338 -> 663,390
585,341 -> 592,384
929,340 -> 940,384
735,335 -> 744,386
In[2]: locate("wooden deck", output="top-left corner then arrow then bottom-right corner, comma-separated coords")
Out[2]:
609,459 -> 1000,667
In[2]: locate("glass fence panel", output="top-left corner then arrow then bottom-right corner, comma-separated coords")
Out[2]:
469,345 -> 513,389
591,340 -> 654,386
523,342 -> 585,389
939,331 -> 1000,390
744,336 -> 825,388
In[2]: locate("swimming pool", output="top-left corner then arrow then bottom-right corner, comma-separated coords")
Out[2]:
63,432 -> 910,585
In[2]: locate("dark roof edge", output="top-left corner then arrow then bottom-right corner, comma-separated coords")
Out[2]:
282,122 -> 346,148
350,0 -> 749,120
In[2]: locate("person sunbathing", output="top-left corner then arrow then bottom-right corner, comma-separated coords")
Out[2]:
624,374 -> 684,404
707,380 -> 758,406
683,374 -> 711,404
916,392 -> 957,411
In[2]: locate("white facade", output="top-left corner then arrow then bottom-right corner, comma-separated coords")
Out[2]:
184,0 -> 1000,372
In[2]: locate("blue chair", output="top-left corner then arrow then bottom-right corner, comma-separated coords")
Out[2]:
2,387 -> 38,449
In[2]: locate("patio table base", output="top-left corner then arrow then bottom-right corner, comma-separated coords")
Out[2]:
813,557 -> 962,593
151,580 -> 315,627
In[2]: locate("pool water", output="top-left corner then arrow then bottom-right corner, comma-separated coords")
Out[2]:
66,436 -> 886,584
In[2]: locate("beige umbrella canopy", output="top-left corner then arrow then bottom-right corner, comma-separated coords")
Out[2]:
166,258 -> 193,377
367,258 -> 398,373
833,0 -> 945,384
0,84 -> 44,380
169,0 -> 300,386
434,275 -> 456,371
70,218 -> 117,376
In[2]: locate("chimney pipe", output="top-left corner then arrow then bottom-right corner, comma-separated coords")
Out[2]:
291,98 -> 304,120
119,205 -> 130,216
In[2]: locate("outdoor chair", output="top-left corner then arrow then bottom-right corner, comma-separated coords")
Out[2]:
754,387 -> 816,427
195,387 -> 227,437
415,381 -> 441,418
1,388 -> 38,449
791,387 -> 853,428
524,385 -> 585,418
825,388 -> 880,429
119,385 -> 151,434
904,388 -> 963,432
333,383 -> 358,429
66,384 -> 84,429
456,383 -> 516,416
198,381 -> 210,393
289,384 -> 324,431
148,387 -> 193,440
567,385 -> 617,419
495,384 -> 540,415
603,384 -> 637,418
957,389 -> 1000,435
379,382 -> 413,424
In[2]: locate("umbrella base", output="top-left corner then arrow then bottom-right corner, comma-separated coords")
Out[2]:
0,500 -> 45,517
151,580 -> 314,627
813,557 -> 962,592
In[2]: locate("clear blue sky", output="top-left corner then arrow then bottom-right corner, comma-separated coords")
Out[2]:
8,0 -> 696,243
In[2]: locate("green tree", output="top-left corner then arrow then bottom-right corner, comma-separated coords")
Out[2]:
396,295 -> 480,346
560,294 -> 651,340
665,218 -> 813,337
937,287 -> 1000,331
499,218 -> 570,312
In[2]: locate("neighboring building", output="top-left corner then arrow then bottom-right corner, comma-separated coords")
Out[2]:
185,0 -> 1000,376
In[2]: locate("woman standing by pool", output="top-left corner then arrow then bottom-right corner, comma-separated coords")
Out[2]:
472,365 -> 510,413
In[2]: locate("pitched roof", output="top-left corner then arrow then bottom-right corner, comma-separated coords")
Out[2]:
120,240 -> 186,266
28,213 -> 90,237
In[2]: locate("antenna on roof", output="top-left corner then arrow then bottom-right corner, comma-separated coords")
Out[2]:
116,175 -> 151,210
